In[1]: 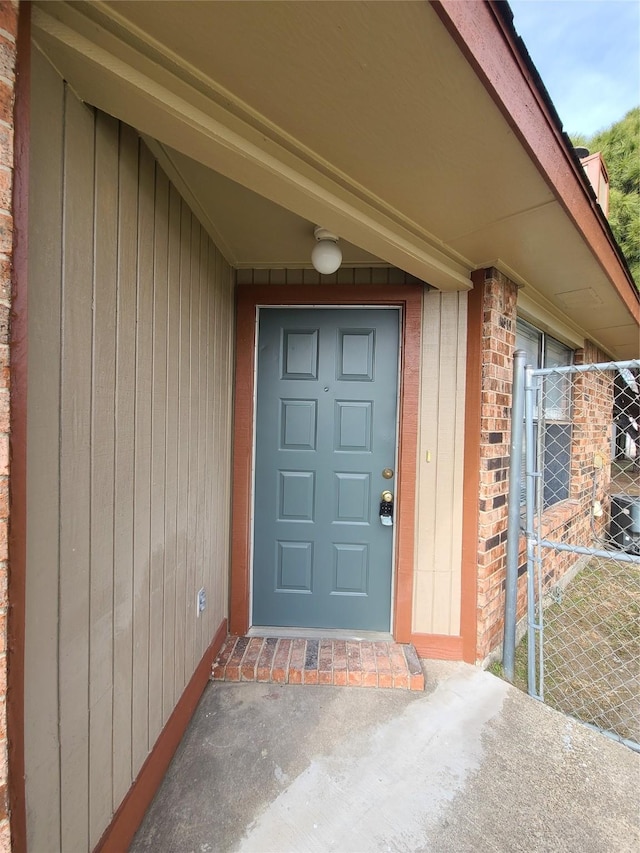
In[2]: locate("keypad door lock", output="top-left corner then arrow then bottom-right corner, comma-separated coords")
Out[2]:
379,490 -> 394,527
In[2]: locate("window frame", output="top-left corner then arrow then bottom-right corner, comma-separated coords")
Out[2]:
516,319 -> 574,510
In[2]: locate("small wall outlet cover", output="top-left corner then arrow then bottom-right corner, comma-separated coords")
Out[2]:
197,587 -> 206,616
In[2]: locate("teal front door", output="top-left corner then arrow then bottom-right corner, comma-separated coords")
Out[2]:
252,308 -> 399,631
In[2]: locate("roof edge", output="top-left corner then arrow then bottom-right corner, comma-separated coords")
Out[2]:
432,0 -> 639,323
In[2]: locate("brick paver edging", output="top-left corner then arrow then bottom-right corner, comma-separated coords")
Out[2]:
211,636 -> 425,691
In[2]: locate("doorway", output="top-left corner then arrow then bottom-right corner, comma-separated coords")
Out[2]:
252,308 -> 400,631
230,283 -> 422,643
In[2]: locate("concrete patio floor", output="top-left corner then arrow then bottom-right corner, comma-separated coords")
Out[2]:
131,660 -> 639,852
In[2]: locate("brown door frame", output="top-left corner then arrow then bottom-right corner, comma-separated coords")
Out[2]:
229,283 -> 422,642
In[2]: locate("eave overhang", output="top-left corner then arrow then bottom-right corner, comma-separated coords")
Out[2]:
434,0 -> 639,355
30,0 -> 639,358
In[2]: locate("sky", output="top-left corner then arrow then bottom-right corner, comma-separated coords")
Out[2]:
509,0 -> 640,137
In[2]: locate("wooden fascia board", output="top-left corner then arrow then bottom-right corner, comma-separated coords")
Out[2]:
32,4 -> 473,291
433,0 -> 640,325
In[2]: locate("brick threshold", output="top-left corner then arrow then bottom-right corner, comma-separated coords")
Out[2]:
211,636 -> 425,691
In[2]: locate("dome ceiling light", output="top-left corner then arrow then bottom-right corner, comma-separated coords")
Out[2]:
311,226 -> 342,275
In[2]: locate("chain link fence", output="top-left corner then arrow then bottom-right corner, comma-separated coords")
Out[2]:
539,552 -> 639,744
509,357 -> 640,749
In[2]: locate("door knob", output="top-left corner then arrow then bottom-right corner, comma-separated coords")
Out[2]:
381,490 -> 393,502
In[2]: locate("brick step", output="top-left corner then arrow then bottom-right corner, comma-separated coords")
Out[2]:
211,636 -> 425,691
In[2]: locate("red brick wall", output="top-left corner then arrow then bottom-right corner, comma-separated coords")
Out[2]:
475,269 -> 518,662
474,269 -> 614,663
570,341 -> 614,511
0,3 -> 16,849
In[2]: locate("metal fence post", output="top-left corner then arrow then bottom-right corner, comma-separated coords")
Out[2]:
503,350 -> 526,682
524,364 -> 539,699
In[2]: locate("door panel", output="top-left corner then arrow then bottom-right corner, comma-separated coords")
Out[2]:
253,308 -> 399,630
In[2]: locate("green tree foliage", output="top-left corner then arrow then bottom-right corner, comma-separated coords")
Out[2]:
572,108 -> 640,286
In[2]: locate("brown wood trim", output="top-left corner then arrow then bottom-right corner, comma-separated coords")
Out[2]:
8,5 -> 31,852
393,286 -> 421,642
460,272 -> 484,663
95,617 -> 227,853
410,633 -> 463,661
229,284 -> 422,642
433,1 -> 639,324
229,288 -> 257,636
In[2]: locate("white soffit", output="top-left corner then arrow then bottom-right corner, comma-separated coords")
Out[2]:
517,289 -> 590,351
31,1 -> 472,291
97,0 -> 554,241
145,139 -> 386,269
30,0 -> 638,357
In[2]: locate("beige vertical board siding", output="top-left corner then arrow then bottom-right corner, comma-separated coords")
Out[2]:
431,293 -> 459,634
216,262 -> 232,615
218,249 -> 228,630
192,223 -> 203,667
89,110 -> 119,847
148,168 -> 169,747
269,267 -> 286,285
413,292 -> 440,631
175,204 -> 191,696
413,292 -> 467,635
214,247 -> 228,630
185,222 -> 200,676
448,293 -> 467,635
206,243 -> 219,641
112,122 -> 138,807
195,233 -> 208,657
132,142 -> 154,769
199,243 -> 210,645
163,184 -> 181,723
222,255 -> 233,627
222,264 -> 234,623
24,46 -> 64,852
204,242 -> 217,641
212,247 -> 223,631
196,232 -> 206,656
235,267 -> 426,287
27,61 -> 236,849
59,89 -> 95,853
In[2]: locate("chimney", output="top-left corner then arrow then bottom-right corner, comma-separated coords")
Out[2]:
576,148 -> 610,217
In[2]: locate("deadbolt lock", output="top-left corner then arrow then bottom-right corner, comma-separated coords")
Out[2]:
379,491 -> 394,527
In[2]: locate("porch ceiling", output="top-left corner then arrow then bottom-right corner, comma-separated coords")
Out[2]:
32,0 -> 639,358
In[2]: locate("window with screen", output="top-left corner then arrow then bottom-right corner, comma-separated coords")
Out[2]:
516,319 -> 573,509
